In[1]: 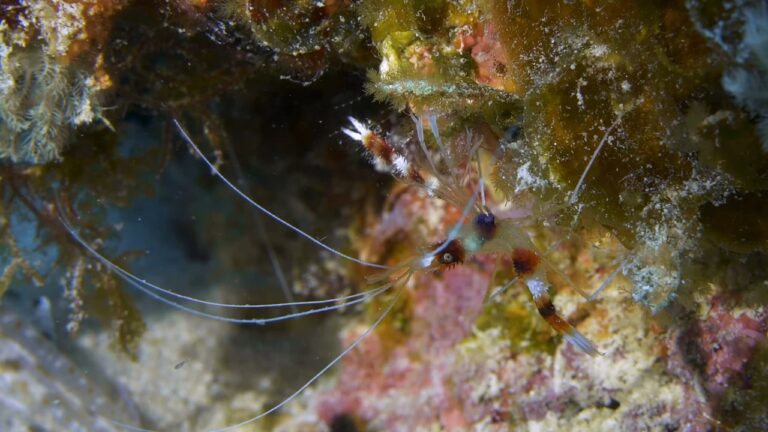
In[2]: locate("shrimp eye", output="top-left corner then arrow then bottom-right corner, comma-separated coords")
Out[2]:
474,212 -> 496,240
431,239 -> 465,267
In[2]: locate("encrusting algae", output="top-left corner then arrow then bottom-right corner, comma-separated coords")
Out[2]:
0,0 -> 122,163
0,0 -> 767,430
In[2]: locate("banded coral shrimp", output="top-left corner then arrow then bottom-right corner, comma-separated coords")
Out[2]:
47,103 -> 620,431
339,114 -> 603,355
52,118 -> 482,431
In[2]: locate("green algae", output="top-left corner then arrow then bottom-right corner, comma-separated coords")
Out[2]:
19,126 -> 161,356
216,0 -> 375,74
701,192 -> 768,254
359,0 -> 521,119
218,0 -> 333,55
483,1 -> 723,235
694,110 -> 768,191
475,296 -> 558,355
358,0 -> 460,44
84,270 -> 147,359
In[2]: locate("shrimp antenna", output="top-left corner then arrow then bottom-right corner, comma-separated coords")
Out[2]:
421,181 -> 480,265
410,113 -> 441,176
173,119 -> 390,270
108,284 -> 404,432
475,150 -> 487,211
587,258 -> 627,301
98,253 -> 388,325
218,127 -> 297,312
57,207 -> 390,315
569,115 -> 623,205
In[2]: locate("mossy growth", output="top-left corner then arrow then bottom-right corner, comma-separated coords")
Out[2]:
476,296 -> 559,355
434,0 -> 768,313
357,0 -> 521,119
484,1 -> 725,237
215,0 -> 375,73
0,117 -> 165,357
475,265 -> 558,355
217,0 -> 333,55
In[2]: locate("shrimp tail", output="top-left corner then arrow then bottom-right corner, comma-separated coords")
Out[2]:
561,325 -> 601,357
526,277 -> 601,357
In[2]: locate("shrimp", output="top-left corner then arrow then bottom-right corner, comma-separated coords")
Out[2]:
343,112 -> 601,356
52,117 -> 477,430
54,109 -> 601,431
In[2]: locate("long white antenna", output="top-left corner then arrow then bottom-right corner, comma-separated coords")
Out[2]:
58,211 -> 387,312
476,153 -> 487,210
218,128 -> 297,312
569,115 -> 623,205
107,284 -> 404,432
410,114 -> 441,176
174,119 -> 390,270
210,287 -> 403,432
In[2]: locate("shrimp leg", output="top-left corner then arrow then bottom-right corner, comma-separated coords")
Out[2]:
512,248 -> 601,356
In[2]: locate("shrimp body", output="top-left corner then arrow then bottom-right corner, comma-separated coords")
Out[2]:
52,112 -> 601,431
344,115 -> 600,356
482,220 -> 599,355
422,212 -> 601,356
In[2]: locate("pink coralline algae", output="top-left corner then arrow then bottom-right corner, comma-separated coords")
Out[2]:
278,202 -> 768,431
666,296 -> 768,413
698,300 -> 766,397
456,23 -> 512,92
316,266 -> 491,431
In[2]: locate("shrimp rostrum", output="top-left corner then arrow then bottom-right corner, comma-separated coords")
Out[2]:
343,113 -> 601,356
